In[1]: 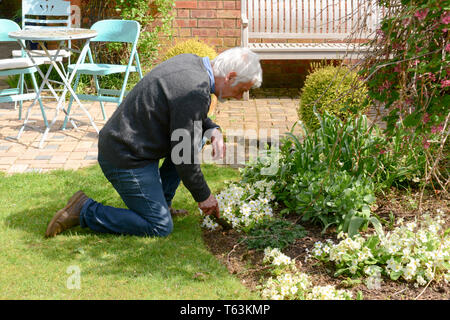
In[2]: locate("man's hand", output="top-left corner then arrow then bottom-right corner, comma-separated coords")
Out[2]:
210,128 -> 225,160
198,193 -> 220,218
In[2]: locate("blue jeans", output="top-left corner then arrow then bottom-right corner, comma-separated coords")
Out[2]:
79,155 -> 181,237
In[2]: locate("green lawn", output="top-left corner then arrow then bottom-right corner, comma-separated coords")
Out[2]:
0,164 -> 259,299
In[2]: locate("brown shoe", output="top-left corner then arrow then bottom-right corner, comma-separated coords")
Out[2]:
169,207 -> 188,218
45,190 -> 89,238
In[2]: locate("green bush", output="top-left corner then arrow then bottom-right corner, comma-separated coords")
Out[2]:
162,39 -> 217,62
298,65 -> 370,132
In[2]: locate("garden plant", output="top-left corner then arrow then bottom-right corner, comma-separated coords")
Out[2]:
201,0 -> 449,300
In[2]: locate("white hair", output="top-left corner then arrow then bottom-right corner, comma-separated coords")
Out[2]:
212,47 -> 262,88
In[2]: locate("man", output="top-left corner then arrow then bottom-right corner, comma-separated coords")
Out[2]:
45,47 -> 262,238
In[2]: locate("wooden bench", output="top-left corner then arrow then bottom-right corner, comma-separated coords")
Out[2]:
241,0 -> 381,60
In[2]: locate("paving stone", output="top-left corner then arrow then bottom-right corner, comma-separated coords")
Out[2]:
34,155 -> 52,160
84,155 -> 97,160
25,168 -> 43,173
44,144 -> 60,150
51,135 -> 66,140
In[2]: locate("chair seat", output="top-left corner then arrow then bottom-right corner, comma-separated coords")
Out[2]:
68,63 -> 138,76
12,49 -> 71,58
0,57 -> 46,71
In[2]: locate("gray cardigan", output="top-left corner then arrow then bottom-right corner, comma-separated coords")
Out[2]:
98,54 -> 219,202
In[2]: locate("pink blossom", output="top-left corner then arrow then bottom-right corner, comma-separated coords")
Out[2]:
415,8 -> 429,21
441,11 -> 450,24
431,124 -> 444,134
402,18 -> 411,27
393,42 -> 404,50
404,97 -> 414,106
445,43 -> 450,53
422,137 -> 430,149
377,80 -> 391,93
424,72 -> 436,82
423,113 -> 430,124
441,80 -> 450,88
394,64 -> 402,73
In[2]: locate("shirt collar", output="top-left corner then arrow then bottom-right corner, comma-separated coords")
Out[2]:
202,56 -> 215,94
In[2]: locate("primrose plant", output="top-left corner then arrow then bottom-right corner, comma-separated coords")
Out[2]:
310,210 -> 450,287
261,248 -> 354,300
201,180 -> 276,233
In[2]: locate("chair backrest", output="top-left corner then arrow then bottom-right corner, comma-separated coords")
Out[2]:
22,0 -> 71,30
0,19 -> 21,42
90,20 -> 140,44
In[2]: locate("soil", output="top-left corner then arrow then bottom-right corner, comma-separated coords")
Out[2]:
202,188 -> 450,300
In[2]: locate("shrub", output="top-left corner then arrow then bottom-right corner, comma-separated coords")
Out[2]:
359,0 -> 449,189
162,39 -> 217,62
298,65 -> 370,132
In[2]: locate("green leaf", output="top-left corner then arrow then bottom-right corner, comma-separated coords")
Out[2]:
390,271 -> 402,281
334,268 -> 350,277
365,235 -> 380,250
369,217 -> 384,237
348,216 -> 366,237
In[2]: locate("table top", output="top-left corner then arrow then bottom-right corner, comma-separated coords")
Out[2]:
8,28 -> 98,41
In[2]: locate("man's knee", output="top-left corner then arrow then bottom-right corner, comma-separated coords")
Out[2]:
154,219 -> 173,237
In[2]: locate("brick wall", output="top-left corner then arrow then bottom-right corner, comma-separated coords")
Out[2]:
172,1 -> 241,51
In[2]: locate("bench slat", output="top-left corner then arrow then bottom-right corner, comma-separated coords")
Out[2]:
241,0 -> 380,60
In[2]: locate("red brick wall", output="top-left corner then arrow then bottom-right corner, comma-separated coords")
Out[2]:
172,1 -> 242,51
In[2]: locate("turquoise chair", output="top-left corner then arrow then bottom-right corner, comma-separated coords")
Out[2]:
62,20 -> 143,130
0,19 -> 48,127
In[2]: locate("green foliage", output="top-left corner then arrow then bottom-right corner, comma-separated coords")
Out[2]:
242,219 -> 307,250
360,0 -> 449,188
277,113 -> 380,234
241,108 -> 434,236
298,65 -> 370,132
311,213 -> 449,286
162,38 -> 218,62
114,0 -> 175,65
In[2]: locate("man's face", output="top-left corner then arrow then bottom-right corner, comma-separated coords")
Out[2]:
215,72 -> 254,102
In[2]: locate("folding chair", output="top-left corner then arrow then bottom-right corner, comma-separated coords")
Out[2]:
0,19 -> 48,127
62,19 -> 143,130
12,0 -> 72,83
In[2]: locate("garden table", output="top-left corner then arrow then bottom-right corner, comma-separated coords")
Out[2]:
8,28 -> 99,148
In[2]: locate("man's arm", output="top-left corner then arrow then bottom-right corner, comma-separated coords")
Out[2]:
169,92 -> 212,203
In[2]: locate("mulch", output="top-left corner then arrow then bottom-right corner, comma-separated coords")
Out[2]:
202,188 -> 450,300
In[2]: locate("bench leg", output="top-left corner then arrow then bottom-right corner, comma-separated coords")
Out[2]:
243,91 -> 250,101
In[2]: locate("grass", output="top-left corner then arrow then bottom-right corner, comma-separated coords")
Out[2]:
0,163 -> 259,299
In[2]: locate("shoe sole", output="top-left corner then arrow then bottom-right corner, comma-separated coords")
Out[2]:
45,190 -> 86,238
